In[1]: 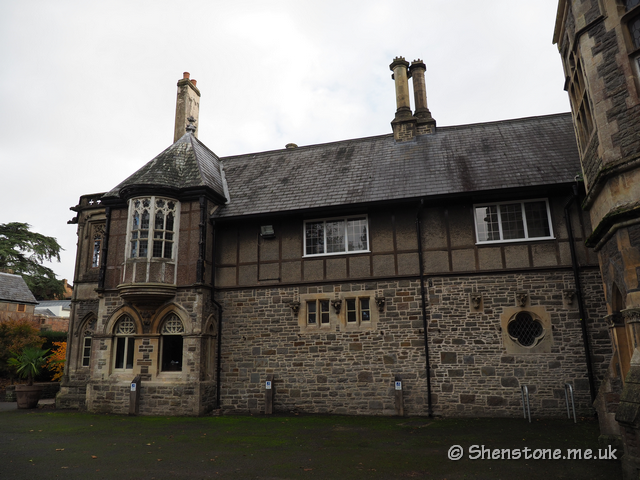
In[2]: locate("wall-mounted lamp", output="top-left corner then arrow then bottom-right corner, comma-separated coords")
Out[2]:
260,225 -> 275,238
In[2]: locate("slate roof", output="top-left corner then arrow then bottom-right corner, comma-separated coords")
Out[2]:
0,272 -> 37,304
104,131 -> 226,201
214,113 -> 580,219
37,300 -> 71,310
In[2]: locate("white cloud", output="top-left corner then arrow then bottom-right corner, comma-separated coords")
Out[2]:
0,0 -> 570,283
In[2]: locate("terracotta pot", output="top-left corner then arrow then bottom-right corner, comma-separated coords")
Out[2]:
15,385 -> 42,409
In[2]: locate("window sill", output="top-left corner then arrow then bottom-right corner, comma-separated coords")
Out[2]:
303,250 -> 370,258
476,237 -> 555,246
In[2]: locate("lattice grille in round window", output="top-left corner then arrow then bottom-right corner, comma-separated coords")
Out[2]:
507,312 -> 543,347
162,314 -> 184,334
115,316 -> 135,335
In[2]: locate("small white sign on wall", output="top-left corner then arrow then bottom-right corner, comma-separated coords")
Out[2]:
266,381 -> 272,390
131,383 -> 137,392
395,381 -> 402,391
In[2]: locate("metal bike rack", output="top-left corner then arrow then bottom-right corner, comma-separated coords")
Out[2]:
564,383 -> 577,423
521,385 -> 531,423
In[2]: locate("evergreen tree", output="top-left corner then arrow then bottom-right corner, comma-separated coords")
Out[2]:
0,222 -> 64,300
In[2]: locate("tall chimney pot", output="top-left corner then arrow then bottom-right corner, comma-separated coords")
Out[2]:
390,56 -> 417,142
174,72 -> 201,142
409,60 -> 436,135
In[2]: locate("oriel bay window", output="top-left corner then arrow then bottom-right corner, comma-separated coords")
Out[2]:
304,216 -> 369,256
129,197 -> 178,259
474,199 -> 553,244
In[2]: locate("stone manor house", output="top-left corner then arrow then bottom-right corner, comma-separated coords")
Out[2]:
57,55 -> 613,419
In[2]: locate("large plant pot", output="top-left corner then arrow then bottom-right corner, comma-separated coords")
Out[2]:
15,385 -> 42,409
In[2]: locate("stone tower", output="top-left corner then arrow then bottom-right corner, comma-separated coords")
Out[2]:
555,1 -> 640,477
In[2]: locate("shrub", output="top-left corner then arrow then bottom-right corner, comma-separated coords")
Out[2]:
45,341 -> 66,381
0,319 -> 44,377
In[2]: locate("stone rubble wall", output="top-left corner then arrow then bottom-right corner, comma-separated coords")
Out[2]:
217,268 -> 610,417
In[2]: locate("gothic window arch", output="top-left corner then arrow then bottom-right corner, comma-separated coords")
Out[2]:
91,223 -> 106,268
79,314 -> 97,368
113,315 -> 136,370
160,313 -> 184,372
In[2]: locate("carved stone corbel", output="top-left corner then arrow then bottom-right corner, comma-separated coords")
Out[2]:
374,296 -> 385,313
623,308 -> 640,325
471,294 -> 482,310
563,289 -> 575,305
516,292 -> 528,308
331,299 -> 342,314
605,313 -> 624,328
289,301 -> 301,315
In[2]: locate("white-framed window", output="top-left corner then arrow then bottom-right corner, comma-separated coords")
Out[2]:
81,336 -> 92,367
113,315 -> 136,370
128,197 -> 178,260
474,199 -> 554,244
345,298 -> 371,325
306,299 -> 330,326
160,313 -> 184,372
304,216 -> 369,256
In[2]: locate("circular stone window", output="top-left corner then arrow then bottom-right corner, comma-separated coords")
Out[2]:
507,311 -> 544,347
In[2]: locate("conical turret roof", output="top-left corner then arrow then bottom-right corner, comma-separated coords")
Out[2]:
103,131 -> 227,202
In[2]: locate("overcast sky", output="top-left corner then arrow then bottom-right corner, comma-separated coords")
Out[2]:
0,0 -> 570,285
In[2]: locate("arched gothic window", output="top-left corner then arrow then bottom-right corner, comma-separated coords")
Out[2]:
161,314 -> 184,372
114,315 -> 136,370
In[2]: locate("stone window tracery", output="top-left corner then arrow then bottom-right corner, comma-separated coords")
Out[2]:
507,312 -> 544,347
91,223 -> 105,268
160,313 -> 184,372
129,197 -> 177,260
113,315 -> 136,370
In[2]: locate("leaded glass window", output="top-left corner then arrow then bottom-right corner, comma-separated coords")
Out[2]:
92,224 -> 105,268
304,216 -> 369,256
629,14 -> 640,49
129,197 -> 177,259
507,312 -> 544,347
474,199 -> 553,243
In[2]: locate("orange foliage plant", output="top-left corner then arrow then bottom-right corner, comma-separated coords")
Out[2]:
46,341 -> 66,381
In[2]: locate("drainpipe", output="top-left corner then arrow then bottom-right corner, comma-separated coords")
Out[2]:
564,185 -> 596,402
210,219 -> 224,409
416,199 -> 434,417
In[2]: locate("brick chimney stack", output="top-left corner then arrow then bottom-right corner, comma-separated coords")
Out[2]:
390,57 -> 416,141
174,72 -> 201,142
409,60 -> 436,135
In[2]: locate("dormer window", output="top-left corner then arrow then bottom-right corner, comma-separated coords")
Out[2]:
128,197 -> 178,260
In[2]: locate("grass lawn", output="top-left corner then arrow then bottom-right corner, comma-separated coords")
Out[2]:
0,409 -> 621,479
